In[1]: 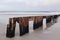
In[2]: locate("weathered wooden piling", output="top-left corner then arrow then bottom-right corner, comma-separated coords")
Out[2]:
19,17 -> 29,36
46,16 -> 52,23
6,18 -> 16,38
53,15 -> 58,23
33,16 -> 43,30
6,15 -> 59,38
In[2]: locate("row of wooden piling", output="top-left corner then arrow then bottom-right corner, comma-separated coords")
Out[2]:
6,15 -> 58,38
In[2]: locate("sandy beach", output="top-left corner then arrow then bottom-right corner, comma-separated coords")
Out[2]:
0,13 -> 60,40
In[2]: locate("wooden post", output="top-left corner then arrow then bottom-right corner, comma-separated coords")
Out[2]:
53,15 -> 58,23
46,16 -> 51,23
19,17 -> 29,36
6,18 -> 16,38
33,16 -> 43,30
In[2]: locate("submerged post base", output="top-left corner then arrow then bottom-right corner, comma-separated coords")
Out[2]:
6,24 -> 15,38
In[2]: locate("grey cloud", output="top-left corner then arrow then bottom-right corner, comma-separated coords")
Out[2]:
0,0 -> 60,11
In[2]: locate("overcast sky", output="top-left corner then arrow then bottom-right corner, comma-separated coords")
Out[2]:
0,0 -> 60,11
